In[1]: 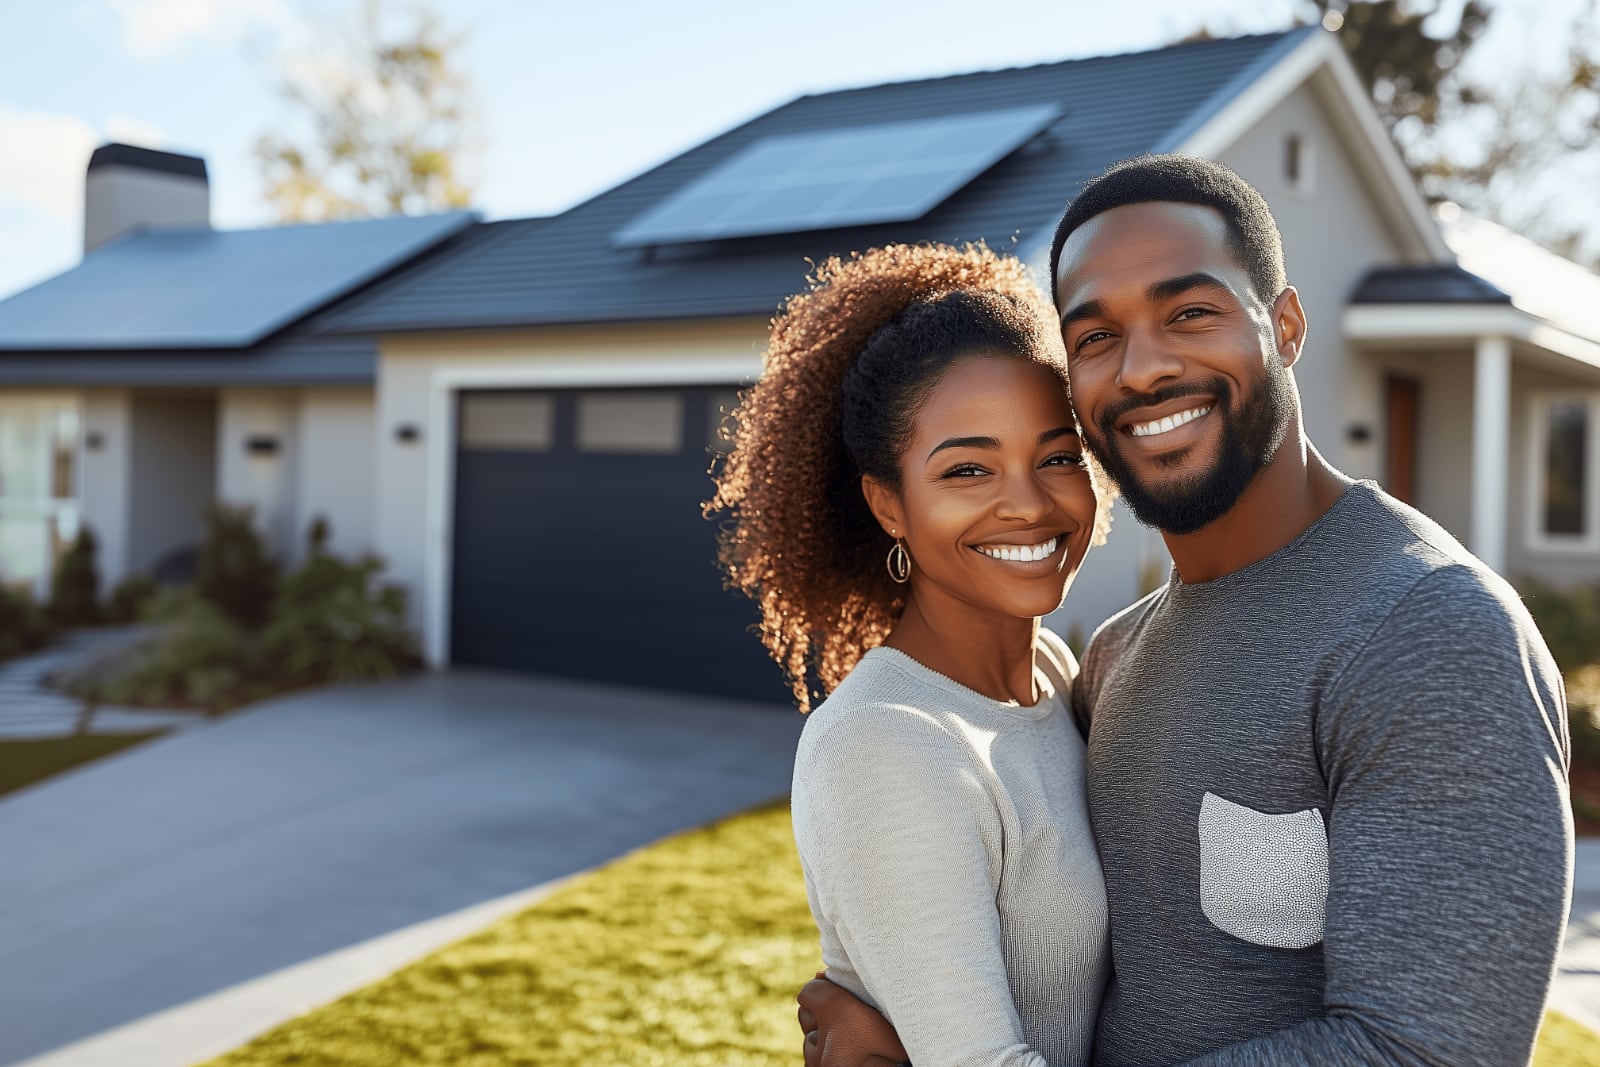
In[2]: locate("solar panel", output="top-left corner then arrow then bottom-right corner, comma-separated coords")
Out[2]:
612,103 -> 1062,248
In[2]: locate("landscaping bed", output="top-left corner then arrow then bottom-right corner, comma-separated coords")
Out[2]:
198,800 -> 1596,1067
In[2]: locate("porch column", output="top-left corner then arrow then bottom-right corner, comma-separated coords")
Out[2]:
1471,335 -> 1511,573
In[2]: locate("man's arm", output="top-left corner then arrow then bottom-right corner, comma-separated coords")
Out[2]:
798,973 -> 908,1067
1183,566 -> 1572,1065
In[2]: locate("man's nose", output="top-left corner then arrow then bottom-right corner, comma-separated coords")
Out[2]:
1116,327 -> 1184,395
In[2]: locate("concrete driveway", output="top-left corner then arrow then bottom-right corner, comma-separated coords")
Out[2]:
0,669 -> 801,1066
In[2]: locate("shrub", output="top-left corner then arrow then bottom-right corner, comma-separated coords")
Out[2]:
49,527 -> 101,626
1520,578 -> 1600,675
105,574 -> 160,623
195,504 -> 278,629
262,538 -> 418,685
0,582 -> 55,661
75,590 -> 262,712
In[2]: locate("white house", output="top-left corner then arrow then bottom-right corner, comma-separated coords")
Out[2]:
2,27 -> 1596,704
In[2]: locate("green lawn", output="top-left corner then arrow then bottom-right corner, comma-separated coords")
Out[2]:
198,800 -> 1600,1067
0,732 -> 162,799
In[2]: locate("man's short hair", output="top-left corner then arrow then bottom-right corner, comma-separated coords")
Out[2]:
1048,154 -> 1288,307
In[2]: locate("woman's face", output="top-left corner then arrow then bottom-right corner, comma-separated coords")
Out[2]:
870,354 -> 1100,622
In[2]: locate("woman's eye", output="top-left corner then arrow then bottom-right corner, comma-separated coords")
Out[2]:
1042,452 -> 1084,468
942,464 -> 988,479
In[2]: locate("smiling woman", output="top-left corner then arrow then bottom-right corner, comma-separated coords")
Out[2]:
706,242 -> 1113,1067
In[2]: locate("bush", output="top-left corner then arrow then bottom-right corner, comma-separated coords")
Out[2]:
0,582 -> 55,662
73,590 -> 262,712
1520,577 -> 1600,675
195,504 -> 278,629
49,527 -> 101,626
262,535 -> 418,685
105,574 -> 160,623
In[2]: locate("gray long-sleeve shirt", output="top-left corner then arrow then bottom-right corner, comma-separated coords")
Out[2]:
1074,481 -> 1573,1066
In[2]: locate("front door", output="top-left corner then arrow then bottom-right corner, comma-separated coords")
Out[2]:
1385,376 -> 1420,505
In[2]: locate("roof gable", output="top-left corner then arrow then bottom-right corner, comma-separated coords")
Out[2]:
0,211 -> 475,351
319,30 -> 1313,334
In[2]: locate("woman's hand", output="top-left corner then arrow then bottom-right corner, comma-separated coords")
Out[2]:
798,972 -> 911,1067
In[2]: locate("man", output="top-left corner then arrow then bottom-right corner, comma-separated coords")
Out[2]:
798,154 -> 1573,1065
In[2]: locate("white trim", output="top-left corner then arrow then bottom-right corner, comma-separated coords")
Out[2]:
420,357 -> 764,668
1471,336 -> 1511,572
1173,30 -> 1451,263
1524,390 -> 1600,555
1343,304 -> 1600,371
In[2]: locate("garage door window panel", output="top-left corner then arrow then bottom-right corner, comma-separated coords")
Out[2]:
576,392 -> 683,453
460,393 -> 556,451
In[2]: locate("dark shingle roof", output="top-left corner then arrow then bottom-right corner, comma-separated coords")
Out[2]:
1349,264 -> 1512,305
319,29 -> 1314,335
0,211 -> 475,350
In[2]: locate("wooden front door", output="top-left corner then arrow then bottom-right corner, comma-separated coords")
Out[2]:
1385,376 -> 1421,505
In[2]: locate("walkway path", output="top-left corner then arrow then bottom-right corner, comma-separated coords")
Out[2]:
0,669 -> 800,1066
0,628 -> 199,739
1552,839 -> 1600,1034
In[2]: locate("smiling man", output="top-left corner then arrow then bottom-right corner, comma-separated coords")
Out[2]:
798,155 -> 1573,1066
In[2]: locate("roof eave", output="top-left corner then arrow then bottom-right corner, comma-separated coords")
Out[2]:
1344,302 -> 1600,371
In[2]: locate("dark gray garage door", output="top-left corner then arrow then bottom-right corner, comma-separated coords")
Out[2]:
450,386 -> 789,704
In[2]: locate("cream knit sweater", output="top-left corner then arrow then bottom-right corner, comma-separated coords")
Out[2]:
791,629 -> 1108,1067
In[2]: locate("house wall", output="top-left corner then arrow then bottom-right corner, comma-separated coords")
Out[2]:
79,389 -> 131,588
217,389 -> 299,560
376,318 -> 767,645
294,387 -> 376,562
127,394 -> 216,578
1219,80 -> 1413,485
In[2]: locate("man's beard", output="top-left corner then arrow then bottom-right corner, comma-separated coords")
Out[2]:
1086,363 -> 1294,536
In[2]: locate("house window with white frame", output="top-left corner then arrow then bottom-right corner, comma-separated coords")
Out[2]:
1530,393 -> 1598,549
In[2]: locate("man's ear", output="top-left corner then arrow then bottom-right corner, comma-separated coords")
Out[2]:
861,476 -> 905,539
1271,286 -> 1308,368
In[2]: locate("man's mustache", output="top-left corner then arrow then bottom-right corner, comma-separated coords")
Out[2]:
1093,380 -> 1229,436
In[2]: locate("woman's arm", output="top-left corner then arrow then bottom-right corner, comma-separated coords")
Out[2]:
792,708 -> 1049,1067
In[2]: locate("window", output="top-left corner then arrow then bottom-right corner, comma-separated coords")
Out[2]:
0,395 -> 81,594
1284,133 -> 1315,195
1529,393 -> 1600,550
576,392 -> 683,454
459,392 -> 555,451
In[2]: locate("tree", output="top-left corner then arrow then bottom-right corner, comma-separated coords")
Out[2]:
1308,1 -> 1600,265
256,1 -> 476,222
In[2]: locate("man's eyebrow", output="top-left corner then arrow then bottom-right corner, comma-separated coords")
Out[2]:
1148,271 -> 1233,303
1057,298 -> 1105,332
927,435 -> 1000,460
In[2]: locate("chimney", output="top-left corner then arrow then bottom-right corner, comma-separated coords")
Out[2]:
84,143 -> 210,253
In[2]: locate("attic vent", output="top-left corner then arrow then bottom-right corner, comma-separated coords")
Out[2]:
612,103 -> 1061,248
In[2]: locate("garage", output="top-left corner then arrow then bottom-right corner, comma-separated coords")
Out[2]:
449,386 -> 790,704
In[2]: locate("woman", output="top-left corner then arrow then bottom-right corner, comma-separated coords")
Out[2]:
707,243 -> 1112,1067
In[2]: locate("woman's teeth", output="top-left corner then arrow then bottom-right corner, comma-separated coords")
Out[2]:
976,537 -> 1059,562
1130,404 -> 1211,438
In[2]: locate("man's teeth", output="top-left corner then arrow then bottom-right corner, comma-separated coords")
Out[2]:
1130,405 -> 1211,438
977,537 -> 1059,562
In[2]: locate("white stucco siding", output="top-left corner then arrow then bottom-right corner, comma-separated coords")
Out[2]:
79,390 -> 131,588
128,394 -> 216,577
377,319 -> 767,649
295,388 -> 376,562
217,389 -> 300,560
1218,81 -> 1413,482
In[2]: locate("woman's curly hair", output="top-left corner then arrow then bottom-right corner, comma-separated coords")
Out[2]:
707,242 -> 1109,712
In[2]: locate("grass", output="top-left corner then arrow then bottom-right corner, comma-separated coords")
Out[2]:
0,732 -> 162,799
197,799 -> 1600,1067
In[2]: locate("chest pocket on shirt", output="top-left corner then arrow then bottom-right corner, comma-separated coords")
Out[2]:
1197,791 -> 1328,950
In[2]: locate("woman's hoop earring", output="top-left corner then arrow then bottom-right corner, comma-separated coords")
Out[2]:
886,539 -> 911,584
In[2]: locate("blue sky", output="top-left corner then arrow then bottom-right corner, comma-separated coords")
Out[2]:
0,0 -> 1583,300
